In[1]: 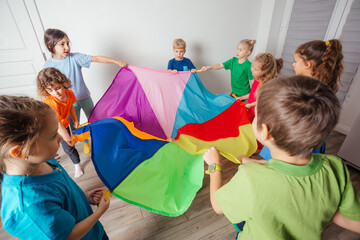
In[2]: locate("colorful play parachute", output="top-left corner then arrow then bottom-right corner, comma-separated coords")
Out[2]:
73,66 -> 257,216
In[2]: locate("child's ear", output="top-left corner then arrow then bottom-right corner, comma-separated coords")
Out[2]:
304,60 -> 315,69
10,145 -> 24,159
259,123 -> 272,141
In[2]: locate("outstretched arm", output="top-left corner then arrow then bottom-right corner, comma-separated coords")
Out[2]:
201,63 -> 224,72
91,56 -> 128,68
332,210 -> 360,233
203,147 -> 223,214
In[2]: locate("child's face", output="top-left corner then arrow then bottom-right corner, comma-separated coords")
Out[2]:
173,48 -> 186,60
251,60 -> 262,79
46,82 -> 67,102
53,36 -> 70,59
236,43 -> 251,60
293,53 -> 311,76
27,110 -> 62,164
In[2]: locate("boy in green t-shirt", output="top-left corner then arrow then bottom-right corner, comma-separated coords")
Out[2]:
201,39 -> 256,98
203,76 -> 360,239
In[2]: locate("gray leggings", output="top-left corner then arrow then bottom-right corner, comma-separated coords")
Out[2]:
60,127 -> 80,164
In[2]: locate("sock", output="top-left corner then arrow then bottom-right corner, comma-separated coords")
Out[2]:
83,141 -> 90,154
74,163 -> 84,178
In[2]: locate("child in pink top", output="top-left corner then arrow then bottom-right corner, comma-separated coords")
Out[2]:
239,53 -> 283,122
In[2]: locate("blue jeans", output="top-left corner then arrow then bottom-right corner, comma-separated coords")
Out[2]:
69,96 -> 94,143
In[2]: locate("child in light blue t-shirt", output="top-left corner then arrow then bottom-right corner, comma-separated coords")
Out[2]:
43,28 -> 128,154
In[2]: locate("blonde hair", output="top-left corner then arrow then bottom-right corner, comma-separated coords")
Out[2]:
239,39 -> 256,53
0,96 -> 52,166
173,38 -> 186,49
253,53 -> 283,85
37,68 -> 72,98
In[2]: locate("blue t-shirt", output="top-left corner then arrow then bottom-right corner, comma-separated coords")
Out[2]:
260,142 -> 327,161
168,57 -> 196,71
1,159 -> 105,240
44,53 -> 92,101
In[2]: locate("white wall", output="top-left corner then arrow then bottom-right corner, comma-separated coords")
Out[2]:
35,0 -> 263,103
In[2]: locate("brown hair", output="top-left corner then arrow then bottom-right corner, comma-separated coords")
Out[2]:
253,53 -> 283,85
37,68 -> 72,98
0,95 -> 53,166
173,38 -> 186,49
256,75 -> 340,158
295,39 -> 343,92
239,39 -> 256,54
44,28 -> 69,54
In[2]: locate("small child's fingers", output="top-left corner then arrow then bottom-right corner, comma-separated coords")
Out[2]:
93,191 -> 103,199
54,154 -> 61,161
97,195 -> 111,213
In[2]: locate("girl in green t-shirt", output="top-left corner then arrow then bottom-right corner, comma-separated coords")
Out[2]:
201,39 -> 256,98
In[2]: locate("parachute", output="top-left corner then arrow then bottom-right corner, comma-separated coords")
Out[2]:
73,66 -> 256,216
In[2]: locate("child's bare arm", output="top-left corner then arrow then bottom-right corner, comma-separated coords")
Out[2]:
69,106 -> 79,129
239,155 -> 267,164
332,210 -> 360,233
66,195 -> 110,240
91,56 -> 128,68
58,122 -> 73,146
203,147 -> 223,214
201,63 -> 224,72
237,94 -> 249,101
245,101 -> 256,109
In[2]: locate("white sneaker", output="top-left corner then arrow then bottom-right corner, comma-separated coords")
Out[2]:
74,163 -> 84,178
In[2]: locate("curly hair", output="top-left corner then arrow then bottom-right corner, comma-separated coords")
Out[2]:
253,53 -> 283,85
295,39 -> 343,93
36,68 -> 72,98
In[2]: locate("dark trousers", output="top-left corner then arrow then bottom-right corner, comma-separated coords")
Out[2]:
60,127 -> 80,164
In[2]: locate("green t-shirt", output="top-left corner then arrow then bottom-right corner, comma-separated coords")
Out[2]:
223,58 -> 253,96
215,154 -> 360,240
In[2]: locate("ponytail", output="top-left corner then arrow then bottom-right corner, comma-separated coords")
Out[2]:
276,58 -> 284,74
315,39 -> 343,92
295,39 -> 344,92
240,39 -> 256,53
254,53 -> 282,85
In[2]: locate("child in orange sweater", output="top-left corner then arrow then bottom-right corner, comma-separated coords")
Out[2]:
37,67 -> 83,178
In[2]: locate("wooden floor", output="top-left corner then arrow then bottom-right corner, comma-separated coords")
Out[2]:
1,131 -> 360,239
